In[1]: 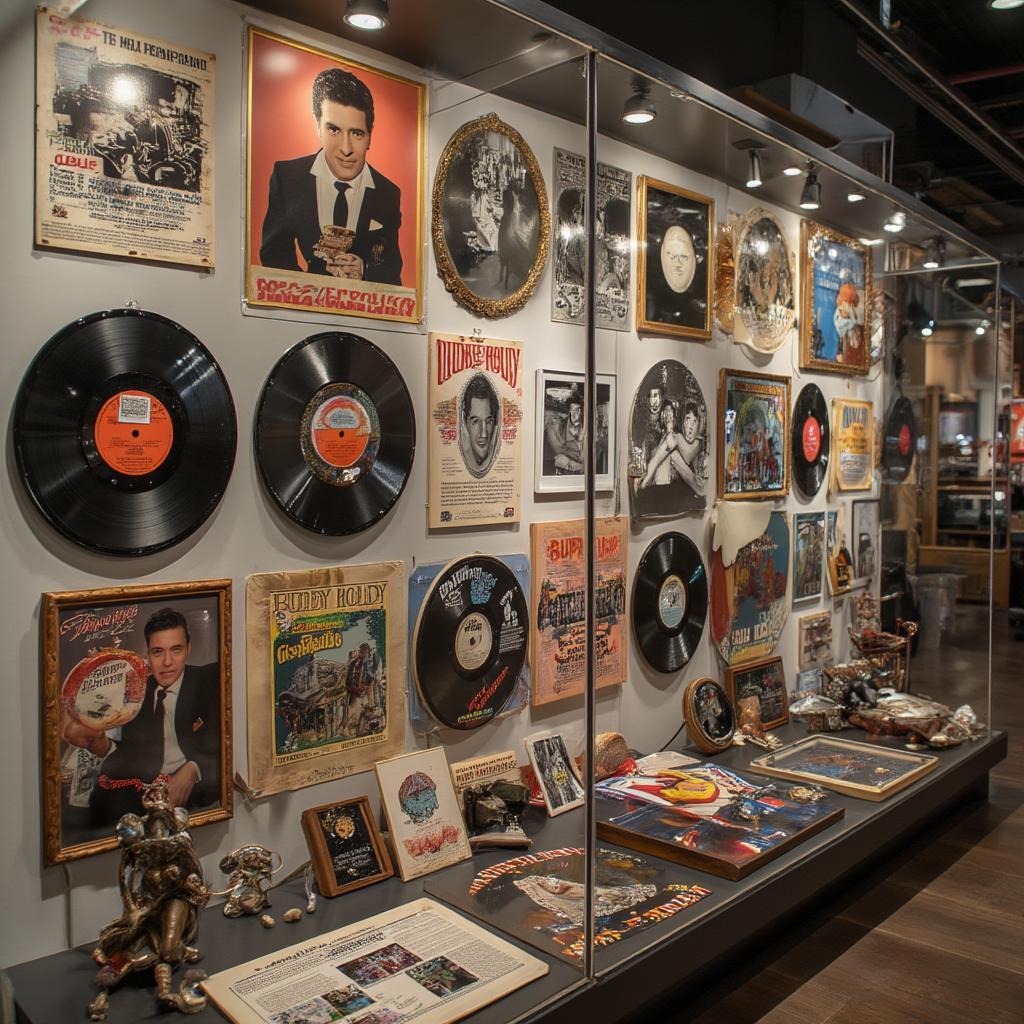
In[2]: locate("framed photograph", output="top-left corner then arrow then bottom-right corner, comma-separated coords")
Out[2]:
301,795 -> 393,897
798,611 -> 833,669
432,112 -> 549,318
726,657 -> 789,731
795,667 -> 823,693
524,731 -> 585,816
793,511 -> 826,602
245,27 -> 426,323
732,207 -> 796,353
852,499 -> 881,584
718,368 -> 790,499
375,747 -> 472,882
833,398 -> 875,491
636,176 -> 714,338
682,677 -> 735,754
42,579 -> 232,865
534,369 -> 615,493
826,509 -> 854,596
799,220 -> 871,375
749,735 -> 938,801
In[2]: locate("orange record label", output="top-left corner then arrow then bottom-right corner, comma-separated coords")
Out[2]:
310,393 -> 371,468
93,390 -> 174,476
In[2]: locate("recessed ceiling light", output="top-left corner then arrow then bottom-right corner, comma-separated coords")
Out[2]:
884,208 -> 906,233
955,277 -> 993,287
921,325 -> 934,337
623,78 -> 656,124
343,0 -> 389,30
799,164 -> 821,210
858,237 -> 883,246
989,0 -> 1024,11
847,190 -> 866,202
782,165 -> 802,177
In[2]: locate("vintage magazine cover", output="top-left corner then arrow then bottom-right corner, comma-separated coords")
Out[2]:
245,563 -> 406,798
530,517 -> 628,706
203,898 -> 547,1024
833,398 -> 875,491
427,332 -> 523,528
449,750 -> 520,806
35,9 -> 214,268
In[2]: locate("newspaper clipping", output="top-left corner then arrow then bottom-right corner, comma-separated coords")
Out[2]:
203,898 -> 547,1024
427,333 -> 523,529
35,10 -> 214,268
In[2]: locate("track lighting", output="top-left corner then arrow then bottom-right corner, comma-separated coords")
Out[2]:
746,150 -> 763,189
782,166 -> 802,176
847,189 -> 866,203
622,78 -> 656,124
884,208 -> 906,233
799,164 -> 821,210
344,0 -> 389,31
922,238 -> 945,270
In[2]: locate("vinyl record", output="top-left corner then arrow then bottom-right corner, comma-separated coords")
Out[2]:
791,383 -> 830,497
633,532 -> 708,673
254,332 -> 415,535
883,395 -> 917,482
413,555 -> 528,730
13,309 -> 237,556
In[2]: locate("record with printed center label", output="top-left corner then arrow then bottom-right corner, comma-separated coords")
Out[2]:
633,532 -> 708,673
254,332 -> 415,536
883,395 -> 917,482
13,309 -> 237,556
413,554 -> 528,730
791,383 -> 830,497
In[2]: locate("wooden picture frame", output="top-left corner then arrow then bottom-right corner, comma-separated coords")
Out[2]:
718,368 -> 791,499
792,511 -> 826,603
301,795 -> 393,897
682,677 -> 735,754
42,579 -> 232,865
636,176 -> 714,339
726,657 -> 789,731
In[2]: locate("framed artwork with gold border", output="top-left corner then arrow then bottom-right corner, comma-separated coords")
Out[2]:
718,368 -> 791,500
832,398 -> 875,491
301,795 -> 393,897
682,677 -> 735,754
726,656 -> 789,731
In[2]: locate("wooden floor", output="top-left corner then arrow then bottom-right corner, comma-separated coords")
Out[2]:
658,608 -> 1023,1024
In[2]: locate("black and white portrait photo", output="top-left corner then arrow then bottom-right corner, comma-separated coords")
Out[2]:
525,731 -> 585,816
852,499 -> 880,584
459,372 -> 501,478
629,359 -> 709,519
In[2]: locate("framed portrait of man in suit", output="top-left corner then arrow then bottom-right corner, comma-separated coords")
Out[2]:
245,27 -> 426,324
42,579 -> 232,864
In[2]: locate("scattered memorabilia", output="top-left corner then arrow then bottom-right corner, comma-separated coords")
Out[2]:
550,148 -> 631,328
867,288 -> 894,366
301,796 -> 393,897
593,732 -> 636,780
244,563 -> 405,798
735,696 -> 783,750
710,511 -> 789,665
791,383 -> 831,497
35,10 -> 214,269
432,112 -> 550,318
427,332 -> 522,527
42,579 -> 232,865
795,667 -> 823,693
682,678 -> 735,753
718,368 -> 790,499
789,692 -> 845,732
450,750 -> 521,806
832,398 -> 875,491
14,309 -> 236,557
217,845 -> 283,917
883,395 -> 917,481
628,359 -> 710,518
749,735 -> 938,800
732,207 -> 796,352
726,657 -> 789,731
633,532 -> 708,673
530,517 -> 627,704
375,748 -> 472,881
848,694 -> 983,749
799,221 -> 871,375
255,333 -> 415,536
596,762 -> 843,879
524,731 -> 585,816
826,509 -> 854,596
848,610 -> 917,693
799,611 -> 833,669
246,27 -> 425,323
793,512 -> 826,602
534,369 -> 615,493
636,177 -> 714,338
88,781 -> 210,1021
413,554 -> 528,729
713,220 -> 736,333
460,778 -> 531,850
203,898 -> 547,1024
852,499 -> 880,583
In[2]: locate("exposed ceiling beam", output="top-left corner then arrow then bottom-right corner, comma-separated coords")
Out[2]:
950,64 -> 1024,87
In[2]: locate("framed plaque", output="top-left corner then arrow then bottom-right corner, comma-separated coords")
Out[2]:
301,795 -> 393,897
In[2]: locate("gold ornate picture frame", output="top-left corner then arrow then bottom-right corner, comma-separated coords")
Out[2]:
682,677 -> 735,754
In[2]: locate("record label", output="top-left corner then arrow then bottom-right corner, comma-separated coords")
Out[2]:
791,383 -> 830,497
61,649 -> 149,731
300,382 -> 380,485
455,611 -> 492,672
899,424 -> 912,457
658,574 -> 686,630
93,390 -> 175,476
802,416 -> 822,463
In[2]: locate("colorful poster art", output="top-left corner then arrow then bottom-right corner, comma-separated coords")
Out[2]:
34,10 -> 214,268
718,369 -> 790,500
826,509 -> 854,596
833,398 -> 875,491
427,333 -> 523,528
245,563 -> 405,798
529,517 -> 628,706
710,511 -> 789,666
1011,400 -> 1024,464
793,511 -> 825,602
246,28 -> 425,323
732,208 -> 796,353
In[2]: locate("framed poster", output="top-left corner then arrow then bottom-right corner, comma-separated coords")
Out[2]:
833,398 -> 875,491
375,747 -> 472,881
35,9 -> 214,268
524,731 -> 585,816
246,27 -> 425,323
1010,400 -> 1024,464
718,368 -> 790,499
726,657 -> 789,731
245,563 -> 406,798
42,579 -> 232,865
793,511 -> 825,602
427,333 -> 523,528
550,148 -> 631,329
798,611 -> 833,669
301,795 -> 393,897
826,509 -> 854,596
530,517 -> 628,705
535,369 -> 615,493
799,221 -> 871,375
852,499 -> 880,584
432,112 -> 549,318
636,176 -> 714,338
732,207 -> 796,353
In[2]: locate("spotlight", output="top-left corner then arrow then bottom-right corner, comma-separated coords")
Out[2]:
623,78 -> 656,124
799,164 -> 821,210
976,319 -> 991,336
990,0 -> 1024,10
847,189 -> 866,203
884,208 -> 906,233
921,324 -> 934,337
858,237 -> 883,246
746,150 -> 763,189
922,237 -> 946,270
782,165 -> 802,177
344,0 -> 389,30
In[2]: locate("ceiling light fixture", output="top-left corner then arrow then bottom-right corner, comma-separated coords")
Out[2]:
884,208 -> 906,233
922,237 -> 946,270
847,189 -> 866,202
746,150 -> 763,189
623,78 -> 656,124
782,165 -> 802,177
799,164 -> 821,210
921,322 -> 934,337
989,0 -> 1024,11
343,0 -> 389,30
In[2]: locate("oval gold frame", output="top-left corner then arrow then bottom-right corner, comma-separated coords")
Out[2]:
682,676 -> 735,754
432,112 -> 550,319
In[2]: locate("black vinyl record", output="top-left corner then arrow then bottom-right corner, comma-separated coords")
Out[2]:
633,532 -> 708,673
791,383 -> 830,497
414,555 -> 528,730
13,309 -> 236,557
883,395 -> 917,481
254,332 -> 415,535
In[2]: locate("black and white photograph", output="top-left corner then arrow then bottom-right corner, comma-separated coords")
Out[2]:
628,359 -> 709,519
525,731 -> 585,817
459,372 -> 502,478
637,176 -> 713,339
535,369 -> 615,493
852,499 -> 880,584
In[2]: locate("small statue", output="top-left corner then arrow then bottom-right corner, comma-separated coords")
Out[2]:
216,844 -> 282,918
88,780 -> 210,1021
